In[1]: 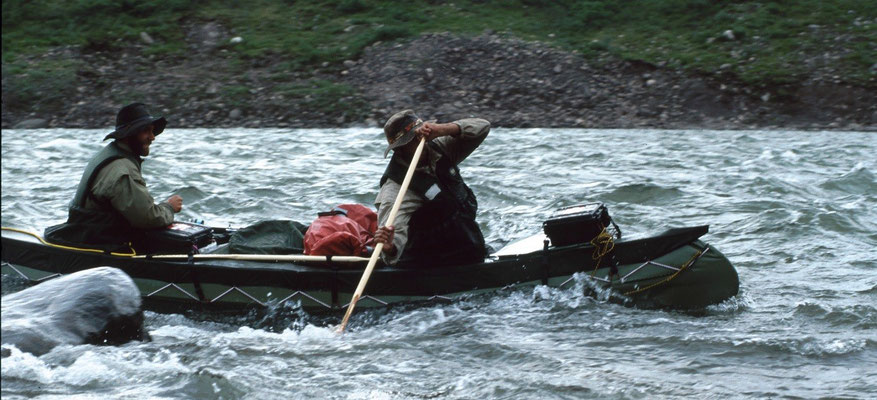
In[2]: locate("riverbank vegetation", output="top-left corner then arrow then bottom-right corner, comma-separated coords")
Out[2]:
5,0 -> 874,79
2,0 -> 874,128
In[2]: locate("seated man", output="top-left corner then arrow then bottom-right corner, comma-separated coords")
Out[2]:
373,109 -> 490,268
45,103 -> 183,253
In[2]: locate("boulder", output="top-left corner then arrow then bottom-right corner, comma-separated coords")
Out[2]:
1,267 -> 148,355
13,118 -> 48,129
186,21 -> 228,52
140,31 -> 155,45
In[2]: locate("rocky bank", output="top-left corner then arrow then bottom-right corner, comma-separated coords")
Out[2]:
3,28 -> 875,131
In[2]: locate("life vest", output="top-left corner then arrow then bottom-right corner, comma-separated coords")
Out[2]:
303,204 -> 377,256
44,142 -> 143,253
380,143 -> 486,268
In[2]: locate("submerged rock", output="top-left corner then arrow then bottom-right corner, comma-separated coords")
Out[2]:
13,118 -> 48,129
1,267 -> 149,355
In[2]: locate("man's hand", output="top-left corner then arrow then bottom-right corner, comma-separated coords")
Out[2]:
415,123 -> 437,142
166,195 -> 183,213
374,226 -> 396,255
415,122 -> 460,142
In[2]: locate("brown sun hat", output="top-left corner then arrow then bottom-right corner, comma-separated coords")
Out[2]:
382,109 -> 424,158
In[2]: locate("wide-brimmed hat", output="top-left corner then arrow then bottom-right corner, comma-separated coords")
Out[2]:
383,109 -> 424,158
103,103 -> 167,141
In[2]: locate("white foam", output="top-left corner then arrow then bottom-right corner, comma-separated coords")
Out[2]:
0,344 -> 191,387
0,344 -> 54,383
346,389 -> 395,400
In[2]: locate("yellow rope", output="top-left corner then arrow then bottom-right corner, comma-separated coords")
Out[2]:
3,222 -> 702,292
623,248 -> 703,296
1,226 -> 137,257
589,226 -> 615,276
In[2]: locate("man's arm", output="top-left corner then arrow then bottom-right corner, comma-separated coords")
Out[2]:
432,118 -> 490,165
93,160 -> 176,228
374,182 -> 423,265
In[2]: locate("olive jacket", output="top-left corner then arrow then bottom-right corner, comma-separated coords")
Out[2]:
374,118 -> 490,265
86,141 -> 174,228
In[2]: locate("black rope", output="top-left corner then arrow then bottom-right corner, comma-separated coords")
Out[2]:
541,239 -> 550,285
188,243 -> 207,302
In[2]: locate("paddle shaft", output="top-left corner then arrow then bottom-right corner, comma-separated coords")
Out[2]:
132,253 -> 369,263
337,138 -> 427,333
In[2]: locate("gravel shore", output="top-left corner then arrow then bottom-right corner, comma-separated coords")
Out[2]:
4,30 -> 875,131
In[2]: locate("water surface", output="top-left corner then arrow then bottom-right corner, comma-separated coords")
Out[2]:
2,128 -> 876,399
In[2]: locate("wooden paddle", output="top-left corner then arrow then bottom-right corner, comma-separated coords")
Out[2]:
336,137 -> 427,334
133,253 -> 370,263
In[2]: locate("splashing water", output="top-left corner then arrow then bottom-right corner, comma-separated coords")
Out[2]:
2,128 -> 875,398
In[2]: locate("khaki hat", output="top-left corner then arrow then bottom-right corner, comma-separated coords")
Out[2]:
383,109 -> 424,158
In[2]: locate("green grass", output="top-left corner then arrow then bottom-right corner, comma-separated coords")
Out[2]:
2,0 -> 193,59
221,85 -> 251,106
3,0 -> 875,106
1,58 -> 81,112
276,79 -> 370,118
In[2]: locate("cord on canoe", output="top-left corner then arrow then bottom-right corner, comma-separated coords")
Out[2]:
0,227 -> 137,256
4,225 -> 702,296
589,226 -> 615,276
623,248 -> 704,296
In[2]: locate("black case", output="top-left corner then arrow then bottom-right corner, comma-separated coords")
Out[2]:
142,221 -> 214,254
543,203 -> 612,247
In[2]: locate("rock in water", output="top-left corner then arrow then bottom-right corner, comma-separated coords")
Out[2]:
13,118 -> 48,129
1,267 -> 148,355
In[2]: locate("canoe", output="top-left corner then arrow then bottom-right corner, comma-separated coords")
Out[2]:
1,224 -> 738,313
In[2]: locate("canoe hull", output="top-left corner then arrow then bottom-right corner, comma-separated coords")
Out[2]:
1,226 -> 739,313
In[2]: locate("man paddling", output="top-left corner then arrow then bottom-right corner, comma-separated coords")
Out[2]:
44,103 -> 183,253
373,110 -> 490,267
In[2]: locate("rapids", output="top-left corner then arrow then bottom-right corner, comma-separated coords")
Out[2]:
2,128 -> 875,398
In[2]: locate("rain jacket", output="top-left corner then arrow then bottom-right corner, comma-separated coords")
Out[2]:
44,141 -> 174,252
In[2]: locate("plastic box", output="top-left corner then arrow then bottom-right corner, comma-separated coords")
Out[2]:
542,203 -> 612,247
142,221 -> 214,254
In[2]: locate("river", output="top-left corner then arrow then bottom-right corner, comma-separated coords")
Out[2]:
2,128 -> 875,399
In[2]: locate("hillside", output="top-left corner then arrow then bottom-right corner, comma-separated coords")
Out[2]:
2,0 -> 875,129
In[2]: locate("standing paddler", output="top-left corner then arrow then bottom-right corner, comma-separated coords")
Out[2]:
372,109 -> 491,268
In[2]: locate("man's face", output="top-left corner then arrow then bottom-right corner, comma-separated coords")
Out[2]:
395,130 -> 429,162
133,125 -> 155,156
396,138 -> 417,158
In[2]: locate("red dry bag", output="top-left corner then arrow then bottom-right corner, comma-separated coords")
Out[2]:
303,204 -> 377,256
